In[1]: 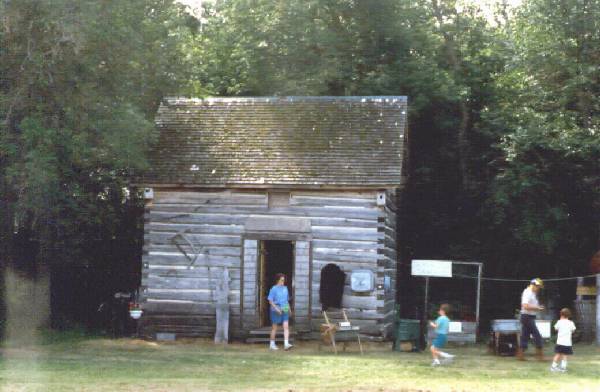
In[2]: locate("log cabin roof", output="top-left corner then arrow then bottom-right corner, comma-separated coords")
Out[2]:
140,96 -> 407,187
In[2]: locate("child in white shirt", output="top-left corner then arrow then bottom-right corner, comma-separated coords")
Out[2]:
550,308 -> 576,372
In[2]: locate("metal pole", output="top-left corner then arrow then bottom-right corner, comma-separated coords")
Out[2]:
424,276 -> 429,321
423,276 -> 429,350
596,274 -> 600,345
576,277 -> 584,301
476,263 -> 482,326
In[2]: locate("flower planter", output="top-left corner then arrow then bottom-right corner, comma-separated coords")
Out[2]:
129,309 -> 143,320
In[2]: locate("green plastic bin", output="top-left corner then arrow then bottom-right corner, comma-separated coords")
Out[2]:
393,319 -> 421,351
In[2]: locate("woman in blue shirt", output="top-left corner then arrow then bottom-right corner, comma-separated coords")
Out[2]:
267,273 -> 293,350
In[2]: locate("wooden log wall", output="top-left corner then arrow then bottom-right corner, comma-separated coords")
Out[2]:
241,239 -> 257,332
140,188 -> 400,340
294,241 -> 311,332
381,188 -> 399,338
141,190 -> 259,338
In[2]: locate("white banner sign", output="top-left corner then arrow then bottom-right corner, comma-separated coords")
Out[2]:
535,320 -> 551,339
411,260 -> 453,277
449,322 -> 462,333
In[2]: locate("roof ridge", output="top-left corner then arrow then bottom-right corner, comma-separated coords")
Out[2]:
144,96 -> 408,186
163,96 -> 407,104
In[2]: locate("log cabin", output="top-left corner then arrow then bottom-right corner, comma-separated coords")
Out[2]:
136,96 -> 408,341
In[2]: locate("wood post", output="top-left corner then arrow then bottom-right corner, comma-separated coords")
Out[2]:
214,267 -> 230,343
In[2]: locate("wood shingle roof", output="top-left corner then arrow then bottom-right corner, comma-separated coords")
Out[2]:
140,96 -> 407,187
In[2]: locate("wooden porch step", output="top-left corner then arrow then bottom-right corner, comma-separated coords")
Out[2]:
248,328 -> 297,336
246,328 -> 297,343
246,337 -> 295,343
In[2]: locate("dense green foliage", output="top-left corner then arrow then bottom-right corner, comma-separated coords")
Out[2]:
194,0 -> 599,285
1,0 -> 599,325
0,0 -> 196,326
486,0 -> 600,275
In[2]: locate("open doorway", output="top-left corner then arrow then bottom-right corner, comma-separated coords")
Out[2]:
258,240 -> 294,327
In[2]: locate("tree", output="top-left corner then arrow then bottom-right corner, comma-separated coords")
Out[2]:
0,0 -> 195,327
192,0 -> 510,257
483,0 -> 600,278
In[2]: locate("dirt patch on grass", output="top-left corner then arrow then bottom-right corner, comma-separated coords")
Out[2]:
79,337 -> 394,355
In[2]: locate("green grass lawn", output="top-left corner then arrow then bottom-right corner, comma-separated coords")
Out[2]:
1,333 -> 599,392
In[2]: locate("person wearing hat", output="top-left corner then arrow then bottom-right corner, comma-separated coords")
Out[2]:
517,278 -> 546,360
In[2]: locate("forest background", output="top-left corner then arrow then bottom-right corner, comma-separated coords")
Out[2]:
1,0 -> 599,330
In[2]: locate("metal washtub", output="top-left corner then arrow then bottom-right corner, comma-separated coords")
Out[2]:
491,319 -> 521,333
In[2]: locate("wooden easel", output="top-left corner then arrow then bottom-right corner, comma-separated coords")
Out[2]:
320,309 -> 363,354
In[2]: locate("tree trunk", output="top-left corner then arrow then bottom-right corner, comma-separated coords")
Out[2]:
431,0 -> 471,192
0,173 -> 14,268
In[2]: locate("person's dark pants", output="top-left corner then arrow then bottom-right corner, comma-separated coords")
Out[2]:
520,314 -> 543,350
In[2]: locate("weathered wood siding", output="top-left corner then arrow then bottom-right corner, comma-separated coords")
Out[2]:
140,188 -> 399,339
294,240 -> 311,332
241,239 -> 258,331
141,190 -> 257,338
381,188 -> 398,338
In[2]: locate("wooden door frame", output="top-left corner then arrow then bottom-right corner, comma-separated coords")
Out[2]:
257,239 -> 296,327
242,232 -> 312,331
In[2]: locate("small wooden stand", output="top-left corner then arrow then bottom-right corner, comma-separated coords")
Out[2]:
319,309 -> 363,354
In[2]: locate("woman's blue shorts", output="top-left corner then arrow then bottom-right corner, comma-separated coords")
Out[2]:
270,309 -> 289,325
432,334 -> 447,348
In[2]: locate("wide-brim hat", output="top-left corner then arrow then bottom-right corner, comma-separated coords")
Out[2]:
530,278 -> 544,288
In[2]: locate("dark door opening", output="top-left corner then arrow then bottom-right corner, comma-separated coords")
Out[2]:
319,263 -> 346,310
259,240 -> 294,327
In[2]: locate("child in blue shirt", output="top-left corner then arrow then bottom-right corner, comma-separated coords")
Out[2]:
267,273 -> 293,350
429,303 -> 455,366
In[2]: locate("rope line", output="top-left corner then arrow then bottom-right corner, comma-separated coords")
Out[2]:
451,273 -> 599,282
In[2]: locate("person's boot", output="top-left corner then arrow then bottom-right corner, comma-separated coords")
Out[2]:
535,347 -> 547,361
516,348 -> 526,361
